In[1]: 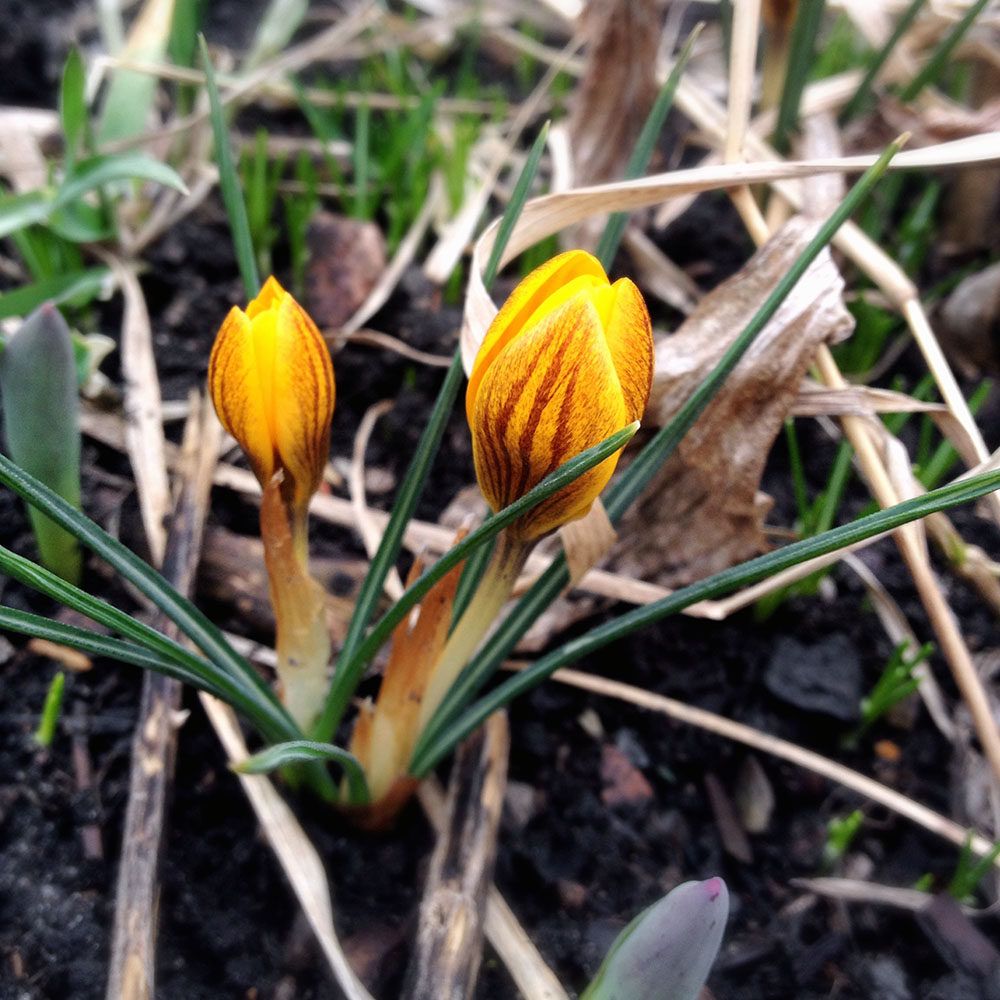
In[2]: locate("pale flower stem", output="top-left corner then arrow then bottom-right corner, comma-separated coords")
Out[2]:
417,529 -> 531,734
260,476 -> 332,733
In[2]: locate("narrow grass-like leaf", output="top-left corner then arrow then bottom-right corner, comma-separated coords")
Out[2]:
314,351 -> 465,747
60,48 -> 87,168
235,740 -> 369,803
245,0 -> 309,70
0,606 -> 288,735
353,98 -> 371,220
0,192 -> 54,241
840,0 -> 926,122
198,34 -> 260,299
411,139 -> 902,768
483,122 -> 549,290
413,466 -> 1000,774
290,76 -> 347,194
34,670 -> 65,747
898,0 -> 990,102
0,452 -> 298,739
0,269 -> 112,320
595,25 -> 702,271
313,120 -> 552,745
53,154 -> 188,211
773,0 -> 826,152
0,546 -> 243,695
0,156 -> 186,242
341,422 -> 639,683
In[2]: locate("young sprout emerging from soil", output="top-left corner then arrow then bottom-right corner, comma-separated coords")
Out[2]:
581,878 -> 729,1000
0,303 -> 83,585
209,275 -> 335,732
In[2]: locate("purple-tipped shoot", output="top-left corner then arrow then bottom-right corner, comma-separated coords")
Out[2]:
581,877 -> 729,1000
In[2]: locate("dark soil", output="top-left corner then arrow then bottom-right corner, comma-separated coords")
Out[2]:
2,6 -> 1000,1000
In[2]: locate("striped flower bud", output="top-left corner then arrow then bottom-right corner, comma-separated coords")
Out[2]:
209,276 -> 334,512
466,251 -> 653,541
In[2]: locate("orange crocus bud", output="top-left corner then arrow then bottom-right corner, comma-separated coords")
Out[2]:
466,250 -> 654,541
209,276 -> 334,513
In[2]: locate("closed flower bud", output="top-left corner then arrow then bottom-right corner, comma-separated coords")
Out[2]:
466,251 -> 653,541
209,276 -> 334,511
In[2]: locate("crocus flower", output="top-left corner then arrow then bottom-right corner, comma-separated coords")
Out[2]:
209,275 -> 334,516
208,277 -> 334,733
466,250 -> 653,541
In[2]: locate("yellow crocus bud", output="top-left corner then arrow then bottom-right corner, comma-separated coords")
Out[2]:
466,251 -> 653,541
209,276 -> 334,513
208,277 -> 334,733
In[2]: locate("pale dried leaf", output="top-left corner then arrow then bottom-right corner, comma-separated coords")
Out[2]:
569,0 -> 660,186
103,253 -> 170,565
0,114 -> 49,193
613,217 -> 854,586
790,381 -> 949,418
461,137 -> 1000,374
559,499 -> 616,588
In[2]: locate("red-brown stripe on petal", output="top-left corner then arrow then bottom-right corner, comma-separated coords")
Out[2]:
471,294 -> 628,540
208,304 -> 275,485
465,250 -> 607,424
272,290 -> 335,509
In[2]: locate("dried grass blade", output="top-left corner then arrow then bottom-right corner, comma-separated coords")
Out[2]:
199,693 -> 374,1000
102,253 -> 170,565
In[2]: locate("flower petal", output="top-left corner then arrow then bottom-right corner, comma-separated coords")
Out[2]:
466,250 -> 608,424
601,277 -> 654,422
471,293 -> 629,540
271,291 -> 335,509
208,304 -> 276,485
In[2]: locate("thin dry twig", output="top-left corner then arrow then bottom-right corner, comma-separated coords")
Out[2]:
106,396 -> 216,1000
333,327 -> 454,368
100,252 -> 170,564
791,877 -> 990,917
349,399 -> 405,600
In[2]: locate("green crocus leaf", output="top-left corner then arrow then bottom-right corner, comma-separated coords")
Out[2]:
0,303 -> 82,584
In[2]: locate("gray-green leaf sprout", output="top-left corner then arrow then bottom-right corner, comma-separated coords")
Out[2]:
581,878 -> 729,1000
0,303 -> 82,584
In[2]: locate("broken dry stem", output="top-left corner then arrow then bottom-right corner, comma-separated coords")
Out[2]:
402,714 -> 509,1000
